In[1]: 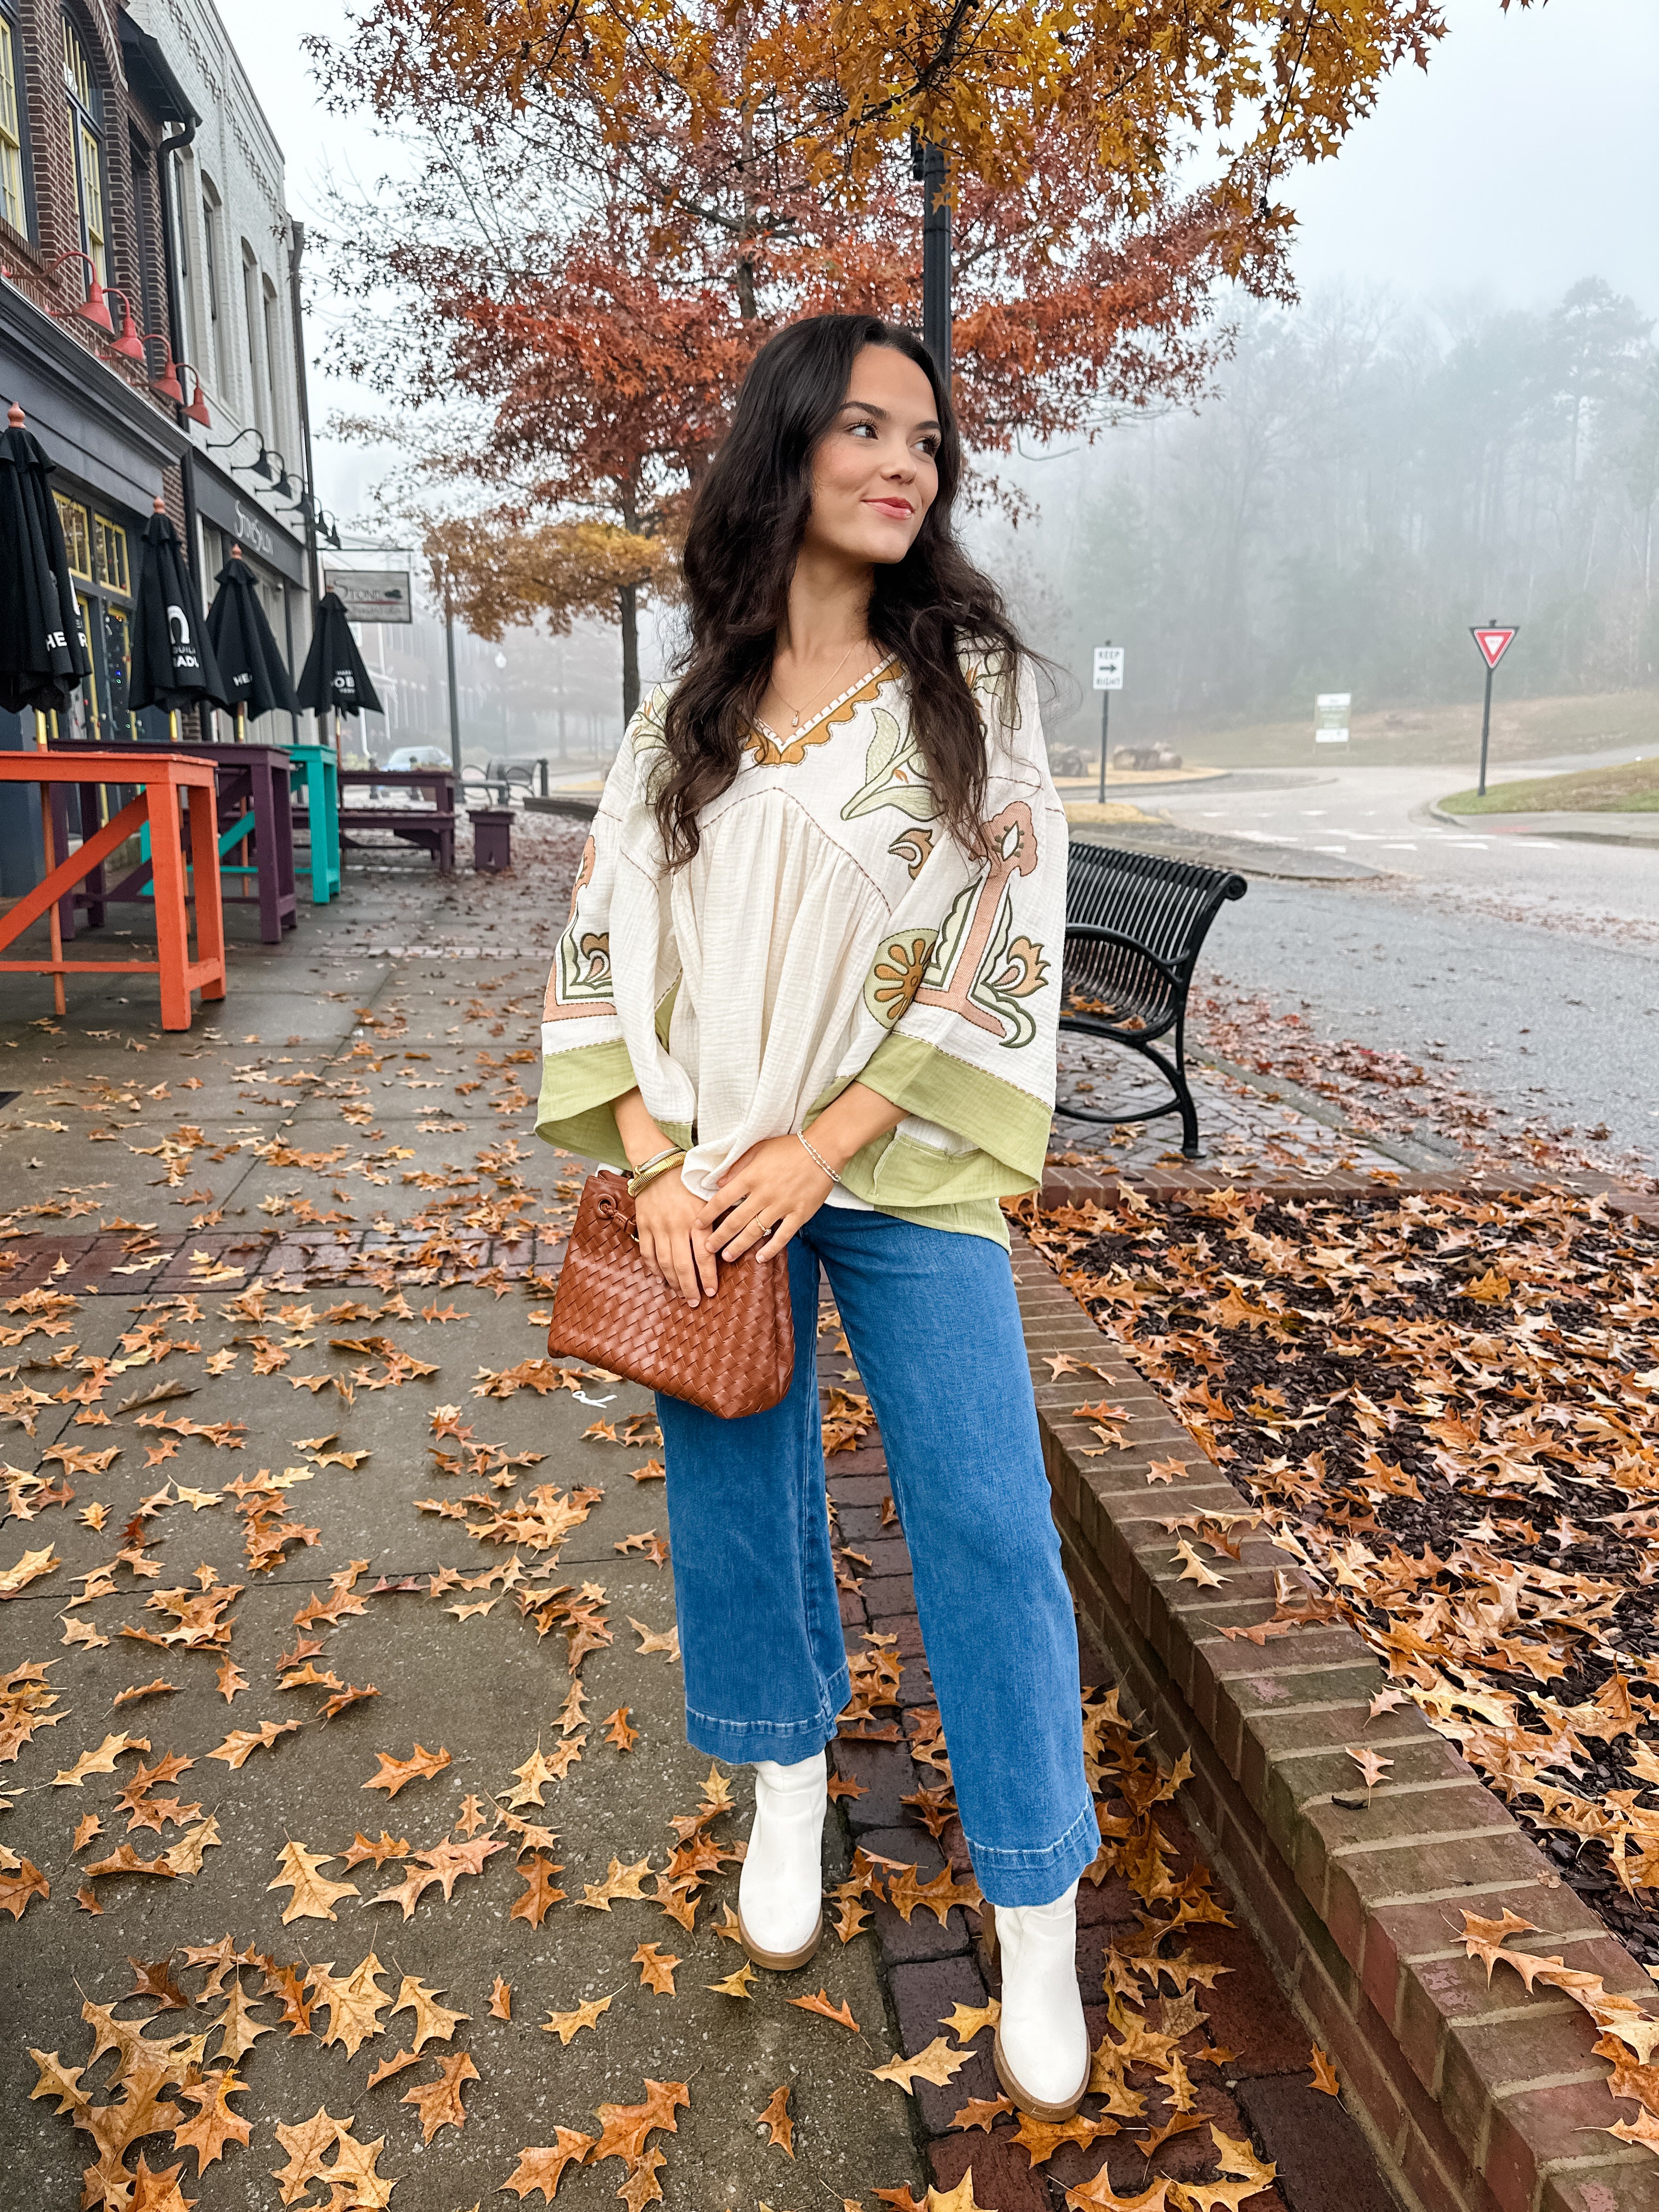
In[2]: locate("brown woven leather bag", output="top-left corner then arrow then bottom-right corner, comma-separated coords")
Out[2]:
547,1168 -> 795,1419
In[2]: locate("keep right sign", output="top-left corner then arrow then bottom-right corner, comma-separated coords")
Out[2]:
1471,625 -> 1517,670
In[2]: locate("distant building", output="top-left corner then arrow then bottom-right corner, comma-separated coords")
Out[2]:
0,0 -> 318,773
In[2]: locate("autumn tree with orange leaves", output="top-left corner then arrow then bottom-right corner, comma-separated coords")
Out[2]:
314,0 -> 1471,723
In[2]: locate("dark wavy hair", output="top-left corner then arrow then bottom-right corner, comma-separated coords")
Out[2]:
656,313 -> 1027,867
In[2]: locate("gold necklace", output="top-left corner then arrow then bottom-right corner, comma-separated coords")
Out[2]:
771,637 -> 872,733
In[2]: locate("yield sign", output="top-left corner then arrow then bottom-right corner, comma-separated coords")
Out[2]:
1471,625 -> 1517,671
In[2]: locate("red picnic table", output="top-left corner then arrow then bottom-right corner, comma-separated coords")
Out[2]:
0,749 -> 227,1029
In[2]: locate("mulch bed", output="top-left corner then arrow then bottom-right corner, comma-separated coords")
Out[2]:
1025,1182 -> 1659,1971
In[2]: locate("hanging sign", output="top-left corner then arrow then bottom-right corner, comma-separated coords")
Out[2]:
1314,693 -> 1351,744
1092,646 -> 1124,691
1471,625 -> 1517,670
325,569 -> 413,624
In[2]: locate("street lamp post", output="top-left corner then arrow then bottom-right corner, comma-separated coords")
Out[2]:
913,136 -> 951,394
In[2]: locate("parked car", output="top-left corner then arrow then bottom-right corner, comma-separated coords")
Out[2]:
371,744 -> 452,803
1112,743 -> 1184,773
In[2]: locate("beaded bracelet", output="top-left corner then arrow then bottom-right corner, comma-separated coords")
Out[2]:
797,1131 -> 842,1184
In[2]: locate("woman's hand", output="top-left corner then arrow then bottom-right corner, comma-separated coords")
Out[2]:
634,1170 -> 720,1307
697,1135 -> 836,1264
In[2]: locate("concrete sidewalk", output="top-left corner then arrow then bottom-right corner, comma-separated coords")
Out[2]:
0,830 -> 1392,2211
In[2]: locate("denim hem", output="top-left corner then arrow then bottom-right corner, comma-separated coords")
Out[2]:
684,1664 -> 851,1769
962,1798 -> 1101,1908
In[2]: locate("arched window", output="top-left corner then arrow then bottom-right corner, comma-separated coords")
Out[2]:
60,13 -> 106,287
241,239 -> 266,433
0,0 -> 31,238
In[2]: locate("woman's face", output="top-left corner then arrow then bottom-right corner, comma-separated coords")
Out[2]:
802,344 -> 941,569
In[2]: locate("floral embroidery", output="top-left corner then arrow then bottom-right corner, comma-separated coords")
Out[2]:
861,929 -> 939,1027
545,833 -> 618,1020
745,658 -> 899,769
840,705 -> 936,823
912,801 -> 1045,1046
888,826 -> 935,879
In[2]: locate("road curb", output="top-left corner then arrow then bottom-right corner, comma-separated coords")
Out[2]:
1427,795 -> 1659,848
1008,1184 -> 1658,2212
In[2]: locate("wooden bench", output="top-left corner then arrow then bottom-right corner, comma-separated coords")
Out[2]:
1058,840 -> 1248,1158
335,768 -> 456,872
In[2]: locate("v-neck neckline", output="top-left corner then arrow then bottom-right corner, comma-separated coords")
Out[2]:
750,654 -> 898,750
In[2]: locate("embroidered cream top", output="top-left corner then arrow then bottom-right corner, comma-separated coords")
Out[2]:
537,652 -> 1067,1248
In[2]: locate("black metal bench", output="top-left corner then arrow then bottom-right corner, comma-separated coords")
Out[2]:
1058,841 -> 1248,1158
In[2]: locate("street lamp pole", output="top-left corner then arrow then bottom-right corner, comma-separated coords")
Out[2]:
441,572 -> 464,785
915,137 -> 951,394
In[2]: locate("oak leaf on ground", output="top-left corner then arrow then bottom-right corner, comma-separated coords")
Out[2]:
542,1995 -> 612,2044
589,2080 -> 689,2164
756,2084 -> 794,2155
402,2049 -> 478,2142
501,2130 -> 595,2200
872,2038 -> 968,2092
171,2066 -> 251,2171
511,1854 -> 566,1927
633,1943 -> 680,1994
362,1742 -> 450,1797
266,1841 -> 359,1924
306,1954 -> 392,2057
789,1987 -> 859,2030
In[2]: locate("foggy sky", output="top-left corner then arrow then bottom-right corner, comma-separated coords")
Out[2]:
217,0 -> 1659,521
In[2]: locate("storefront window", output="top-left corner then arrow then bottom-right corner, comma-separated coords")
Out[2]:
50,494 -> 135,743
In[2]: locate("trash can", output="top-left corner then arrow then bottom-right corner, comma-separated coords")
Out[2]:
469,806 -> 512,872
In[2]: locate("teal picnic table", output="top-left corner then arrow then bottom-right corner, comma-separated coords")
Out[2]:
285,741 -> 342,904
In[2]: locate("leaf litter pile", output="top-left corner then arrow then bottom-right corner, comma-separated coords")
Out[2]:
1025,1181 -> 1659,2132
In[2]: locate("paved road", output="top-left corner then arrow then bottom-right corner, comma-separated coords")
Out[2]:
1157,759 -> 1658,924
1156,765 -> 1659,1176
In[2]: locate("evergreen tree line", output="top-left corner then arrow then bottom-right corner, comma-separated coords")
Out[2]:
1008,278 -> 1659,737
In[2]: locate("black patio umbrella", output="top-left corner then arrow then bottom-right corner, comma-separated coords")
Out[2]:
0,400 -> 93,718
128,496 -> 229,722
297,589 -> 383,722
205,544 -> 300,733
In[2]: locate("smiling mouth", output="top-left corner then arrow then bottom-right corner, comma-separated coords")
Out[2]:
866,498 -> 913,517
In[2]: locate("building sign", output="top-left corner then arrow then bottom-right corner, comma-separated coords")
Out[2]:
1314,693 -> 1351,744
325,569 -> 413,624
190,459 -> 307,586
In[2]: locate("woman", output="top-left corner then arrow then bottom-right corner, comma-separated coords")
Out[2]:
537,313 -> 1097,2119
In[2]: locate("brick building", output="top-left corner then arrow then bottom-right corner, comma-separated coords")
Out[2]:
0,0 -> 316,798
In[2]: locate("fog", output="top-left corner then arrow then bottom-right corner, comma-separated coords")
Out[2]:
984,278 -> 1658,756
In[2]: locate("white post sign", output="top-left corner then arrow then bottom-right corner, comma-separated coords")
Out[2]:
1314,693 -> 1351,744
1092,646 -> 1125,691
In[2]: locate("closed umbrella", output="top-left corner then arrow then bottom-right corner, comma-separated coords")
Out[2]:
129,496 -> 228,733
297,589 -> 383,747
0,401 -> 92,730
205,544 -> 299,737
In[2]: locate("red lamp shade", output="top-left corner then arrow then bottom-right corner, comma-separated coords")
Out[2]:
108,291 -> 146,362
77,271 -> 116,335
146,337 -> 185,403
184,370 -> 211,429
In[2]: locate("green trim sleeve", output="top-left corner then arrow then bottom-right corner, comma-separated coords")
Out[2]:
849,1031 -> 1054,1187
535,1040 -> 692,1169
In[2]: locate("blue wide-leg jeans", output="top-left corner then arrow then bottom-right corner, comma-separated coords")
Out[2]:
653,1204 -> 1099,1908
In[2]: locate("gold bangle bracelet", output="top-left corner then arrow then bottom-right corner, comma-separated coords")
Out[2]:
627,1152 -> 685,1198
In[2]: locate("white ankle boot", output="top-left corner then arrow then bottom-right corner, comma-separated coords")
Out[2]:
737,1751 -> 827,1970
985,1881 -> 1089,2119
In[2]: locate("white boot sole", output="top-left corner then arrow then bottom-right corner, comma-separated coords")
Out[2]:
737,1904 -> 823,1972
